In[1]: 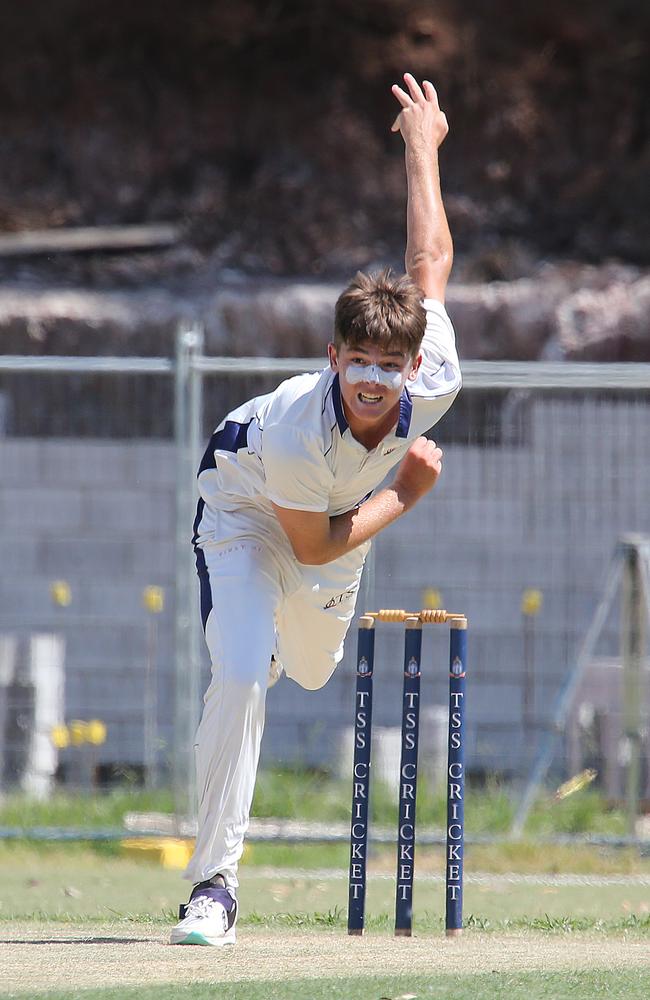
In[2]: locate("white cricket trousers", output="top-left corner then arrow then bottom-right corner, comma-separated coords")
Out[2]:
183,534 -> 368,889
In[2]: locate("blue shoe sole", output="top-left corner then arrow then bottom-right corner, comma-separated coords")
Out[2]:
177,931 -> 212,945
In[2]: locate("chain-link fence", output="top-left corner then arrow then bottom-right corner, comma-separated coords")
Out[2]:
191,354 -> 650,827
2,340 -> 650,834
0,354 -> 177,801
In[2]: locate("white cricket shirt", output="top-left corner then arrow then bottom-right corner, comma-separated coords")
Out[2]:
195,299 -> 461,541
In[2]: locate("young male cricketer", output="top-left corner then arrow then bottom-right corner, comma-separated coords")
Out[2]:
171,73 -> 462,946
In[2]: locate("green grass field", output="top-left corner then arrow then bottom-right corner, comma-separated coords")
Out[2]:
2,842 -> 650,926
0,771 -> 635,837
1,781 -> 649,998
15,970 -> 650,1000
1,843 -> 649,999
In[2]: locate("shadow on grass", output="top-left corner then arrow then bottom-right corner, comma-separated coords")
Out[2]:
0,937 -> 153,944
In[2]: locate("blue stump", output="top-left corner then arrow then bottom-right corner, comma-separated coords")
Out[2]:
347,616 -> 375,935
446,620 -> 467,936
394,618 -> 423,936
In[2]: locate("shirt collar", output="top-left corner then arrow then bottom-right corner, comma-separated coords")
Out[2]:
332,373 -> 349,434
395,386 -> 413,438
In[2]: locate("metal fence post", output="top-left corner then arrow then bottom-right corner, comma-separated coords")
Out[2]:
620,535 -> 647,838
188,323 -> 205,819
173,322 -> 204,827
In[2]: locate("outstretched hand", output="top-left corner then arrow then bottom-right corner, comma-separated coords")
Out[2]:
391,73 -> 449,150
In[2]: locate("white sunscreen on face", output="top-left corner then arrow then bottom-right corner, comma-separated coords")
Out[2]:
343,363 -> 403,391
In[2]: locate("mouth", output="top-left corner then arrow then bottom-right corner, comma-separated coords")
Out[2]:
357,391 -> 383,405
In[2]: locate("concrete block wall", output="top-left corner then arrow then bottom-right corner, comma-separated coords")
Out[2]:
0,440 -> 177,774
357,394 -> 650,779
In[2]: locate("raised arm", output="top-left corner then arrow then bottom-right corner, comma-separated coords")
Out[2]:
392,73 -> 453,303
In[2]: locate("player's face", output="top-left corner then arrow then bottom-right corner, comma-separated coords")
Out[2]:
328,340 -> 421,432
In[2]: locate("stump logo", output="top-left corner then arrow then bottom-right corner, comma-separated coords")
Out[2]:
450,656 -> 465,678
405,656 -> 421,678
357,656 -> 371,677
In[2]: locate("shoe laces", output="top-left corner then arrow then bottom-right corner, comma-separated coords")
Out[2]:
186,894 -> 222,919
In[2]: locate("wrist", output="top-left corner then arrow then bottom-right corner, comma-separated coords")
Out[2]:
405,139 -> 439,161
390,480 -> 419,514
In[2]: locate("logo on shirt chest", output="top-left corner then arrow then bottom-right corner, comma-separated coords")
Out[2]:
324,589 -> 356,610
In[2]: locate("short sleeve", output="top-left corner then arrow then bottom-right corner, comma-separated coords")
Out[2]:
420,299 -> 460,373
263,423 -> 333,512
408,299 -> 462,400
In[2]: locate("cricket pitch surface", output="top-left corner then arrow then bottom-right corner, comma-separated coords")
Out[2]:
2,922 -> 649,994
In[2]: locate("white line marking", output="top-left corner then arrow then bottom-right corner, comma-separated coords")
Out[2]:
247,867 -> 650,887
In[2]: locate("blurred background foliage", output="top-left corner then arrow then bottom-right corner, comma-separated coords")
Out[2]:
0,0 -> 647,276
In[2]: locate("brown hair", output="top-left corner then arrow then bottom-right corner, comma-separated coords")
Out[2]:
333,268 -> 426,359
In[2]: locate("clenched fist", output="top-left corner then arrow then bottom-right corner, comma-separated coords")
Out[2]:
393,436 -> 443,508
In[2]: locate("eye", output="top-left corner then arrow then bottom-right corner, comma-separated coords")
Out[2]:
351,357 -> 368,365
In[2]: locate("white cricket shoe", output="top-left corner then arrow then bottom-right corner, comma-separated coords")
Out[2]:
170,878 -> 238,946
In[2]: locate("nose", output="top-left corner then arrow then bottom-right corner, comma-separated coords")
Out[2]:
363,364 -> 383,384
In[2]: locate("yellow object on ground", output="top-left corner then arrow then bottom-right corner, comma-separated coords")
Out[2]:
121,838 -> 195,869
